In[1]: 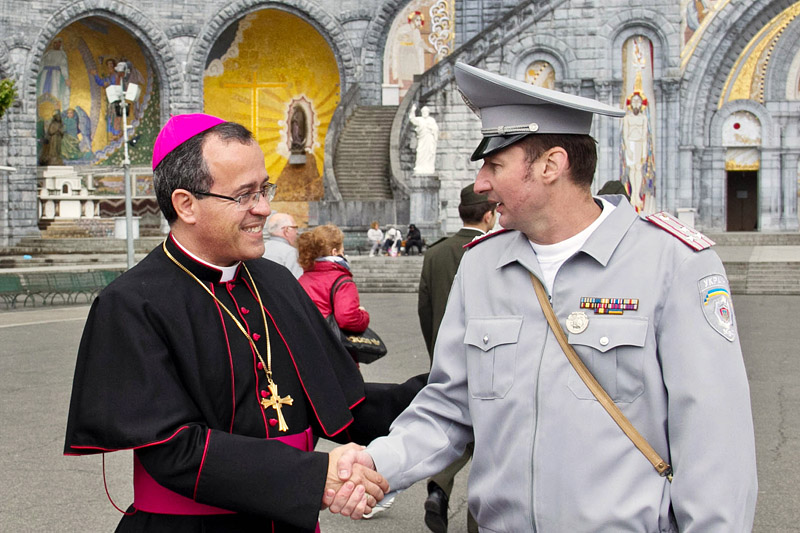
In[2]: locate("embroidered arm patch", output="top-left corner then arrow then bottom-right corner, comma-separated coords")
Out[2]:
698,274 -> 736,342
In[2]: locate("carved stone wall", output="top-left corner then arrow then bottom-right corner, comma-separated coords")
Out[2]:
1,0 -> 799,244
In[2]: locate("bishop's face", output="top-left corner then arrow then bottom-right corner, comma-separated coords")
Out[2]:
192,136 -> 271,266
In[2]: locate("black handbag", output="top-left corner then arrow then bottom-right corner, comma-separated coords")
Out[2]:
327,275 -> 388,364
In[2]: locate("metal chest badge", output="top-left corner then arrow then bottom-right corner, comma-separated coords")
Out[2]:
565,311 -> 589,334
698,274 -> 736,342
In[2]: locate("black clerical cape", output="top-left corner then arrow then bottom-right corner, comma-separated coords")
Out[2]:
64,236 -> 418,532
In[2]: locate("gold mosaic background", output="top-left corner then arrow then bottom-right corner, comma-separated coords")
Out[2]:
204,10 -> 340,223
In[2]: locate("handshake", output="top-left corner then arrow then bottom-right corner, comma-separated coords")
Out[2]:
321,443 -> 385,519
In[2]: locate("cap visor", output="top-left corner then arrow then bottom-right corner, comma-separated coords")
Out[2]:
471,134 -> 530,161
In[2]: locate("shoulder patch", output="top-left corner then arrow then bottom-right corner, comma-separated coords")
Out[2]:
698,274 -> 736,342
463,228 -> 513,249
646,211 -> 715,251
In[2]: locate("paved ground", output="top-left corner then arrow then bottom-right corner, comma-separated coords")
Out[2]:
0,293 -> 797,532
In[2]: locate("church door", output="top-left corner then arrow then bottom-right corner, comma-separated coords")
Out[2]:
726,171 -> 758,231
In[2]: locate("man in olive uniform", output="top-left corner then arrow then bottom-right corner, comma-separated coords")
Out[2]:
419,184 -> 497,360
417,183 -> 496,532
334,62 -> 757,532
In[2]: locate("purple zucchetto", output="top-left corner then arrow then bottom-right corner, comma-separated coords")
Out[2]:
152,113 -> 227,170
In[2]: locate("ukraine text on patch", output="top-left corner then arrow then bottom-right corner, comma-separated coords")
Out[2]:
698,274 -> 736,342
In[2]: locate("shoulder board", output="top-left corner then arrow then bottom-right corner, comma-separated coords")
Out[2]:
645,211 -> 715,251
463,228 -> 513,249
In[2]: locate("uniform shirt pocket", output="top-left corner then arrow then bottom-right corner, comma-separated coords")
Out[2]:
464,316 -> 523,399
567,316 -> 648,403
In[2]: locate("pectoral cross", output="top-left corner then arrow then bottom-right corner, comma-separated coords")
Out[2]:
260,381 -> 294,432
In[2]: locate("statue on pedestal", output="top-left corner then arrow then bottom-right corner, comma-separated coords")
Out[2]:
409,104 -> 438,174
42,112 -> 65,166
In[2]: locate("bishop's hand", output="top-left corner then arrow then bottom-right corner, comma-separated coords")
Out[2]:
322,443 -> 387,519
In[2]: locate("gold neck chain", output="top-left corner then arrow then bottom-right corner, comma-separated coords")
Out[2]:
162,240 -> 293,431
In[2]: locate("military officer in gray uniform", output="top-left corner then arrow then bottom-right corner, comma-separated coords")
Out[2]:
332,63 -> 757,532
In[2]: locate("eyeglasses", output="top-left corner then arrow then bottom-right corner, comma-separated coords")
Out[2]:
192,183 -> 277,210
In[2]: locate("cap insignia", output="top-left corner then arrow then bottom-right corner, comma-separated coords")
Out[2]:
480,123 -> 542,137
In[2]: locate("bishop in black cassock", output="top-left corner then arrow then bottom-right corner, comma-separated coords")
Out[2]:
64,233 -> 420,532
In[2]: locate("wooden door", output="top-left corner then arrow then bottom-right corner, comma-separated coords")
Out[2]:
726,171 -> 758,231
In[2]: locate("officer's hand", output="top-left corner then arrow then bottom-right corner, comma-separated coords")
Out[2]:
322,444 -> 387,519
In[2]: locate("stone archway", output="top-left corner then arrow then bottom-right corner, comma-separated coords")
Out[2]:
601,12 -> 679,82
683,0 -> 800,230
682,0 -> 796,148
200,7 -> 345,227
35,19 -> 162,167
187,0 -> 356,100
1,3 -> 179,242
503,33 -> 575,85
24,5 -> 178,237
27,2 -> 179,127
363,0 -> 423,102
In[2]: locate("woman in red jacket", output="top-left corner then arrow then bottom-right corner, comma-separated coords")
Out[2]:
297,224 -> 370,338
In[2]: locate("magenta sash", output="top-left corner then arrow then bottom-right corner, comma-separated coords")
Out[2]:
133,426 -> 318,530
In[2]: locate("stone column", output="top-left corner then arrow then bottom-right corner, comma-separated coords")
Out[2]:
677,145 -> 695,212
760,148 -> 782,231
660,78 -> 681,213
408,173 -> 441,243
697,147 -> 727,231
0,167 -> 9,248
594,80 -> 614,184
780,151 -> 799,231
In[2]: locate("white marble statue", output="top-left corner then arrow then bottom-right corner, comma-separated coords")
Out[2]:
409,104 -> 439,174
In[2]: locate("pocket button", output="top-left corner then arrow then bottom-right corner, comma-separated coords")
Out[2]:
599,336 -> 609,346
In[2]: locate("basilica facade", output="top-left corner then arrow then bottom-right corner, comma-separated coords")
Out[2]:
0,0 -> 798,247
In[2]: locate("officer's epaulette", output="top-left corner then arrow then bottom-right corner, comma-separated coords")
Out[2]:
645,211 -> 715,251
463,228 -> 512,249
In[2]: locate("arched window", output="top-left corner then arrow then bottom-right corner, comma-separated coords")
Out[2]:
524,60 -> 555,89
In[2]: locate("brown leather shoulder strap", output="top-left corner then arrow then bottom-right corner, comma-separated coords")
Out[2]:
529,272 -> 673,481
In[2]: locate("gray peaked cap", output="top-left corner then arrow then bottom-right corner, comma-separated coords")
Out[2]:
454,62 -> 625,160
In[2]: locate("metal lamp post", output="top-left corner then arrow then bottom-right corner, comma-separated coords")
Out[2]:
106,62 -> 140,269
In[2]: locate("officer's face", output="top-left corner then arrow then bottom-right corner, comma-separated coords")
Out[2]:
475,144 -> 546,233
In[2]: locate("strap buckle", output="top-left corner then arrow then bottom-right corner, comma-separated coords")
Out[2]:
658,464 -> 674,483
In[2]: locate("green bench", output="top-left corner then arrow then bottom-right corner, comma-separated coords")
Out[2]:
0,270 -> 123,308
0,274 -> 24,308
19,272 -> 64,306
